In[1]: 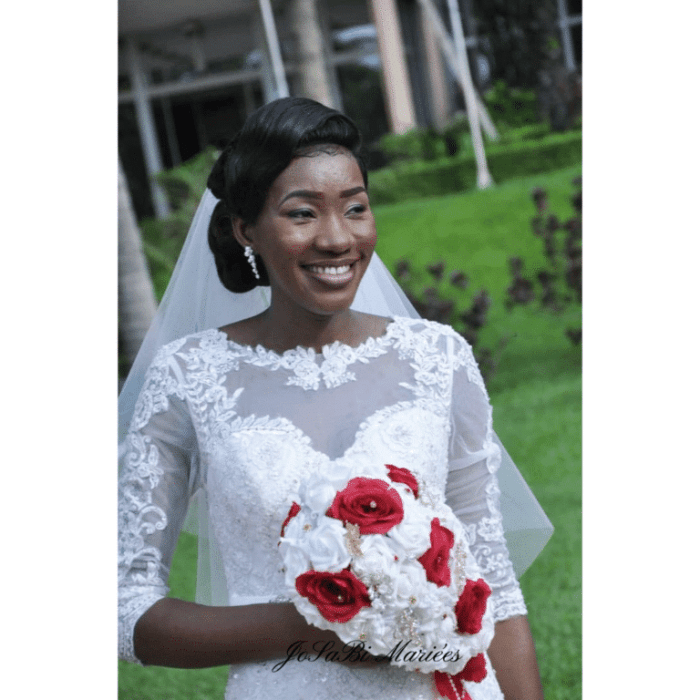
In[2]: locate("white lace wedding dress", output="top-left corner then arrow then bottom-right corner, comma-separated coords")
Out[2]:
118,316 -> 527,700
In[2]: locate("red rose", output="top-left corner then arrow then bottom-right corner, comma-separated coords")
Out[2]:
459,654 -> 487,683
326,477 -> 404,535
386,464 -> 419,498
455,579 -> 491,635
434,654 -> 487,700
280,501 -> 301,538
418,518 -> 454,588
295,569 -> 371,623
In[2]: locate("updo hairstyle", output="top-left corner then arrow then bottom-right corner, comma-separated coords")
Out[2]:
207,97 -> 368,293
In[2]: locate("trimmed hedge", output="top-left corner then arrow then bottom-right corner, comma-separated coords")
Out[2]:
368,130 -> 582,205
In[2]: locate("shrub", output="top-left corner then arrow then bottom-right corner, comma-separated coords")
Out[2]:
140,148 -> 219,300
369,130 -> 582,205
378,127 -> 447,164
483,80 -> 540,128
505,177 -> 581,345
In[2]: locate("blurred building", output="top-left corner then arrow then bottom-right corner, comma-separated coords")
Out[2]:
119,0 -> 581,219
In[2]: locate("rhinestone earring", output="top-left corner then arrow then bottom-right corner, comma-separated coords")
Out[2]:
244,245 -> 260,280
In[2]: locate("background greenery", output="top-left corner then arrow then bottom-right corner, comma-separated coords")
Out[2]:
119,163 -> 582,700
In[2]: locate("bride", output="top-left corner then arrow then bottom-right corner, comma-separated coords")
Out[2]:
118,97 -> 551,700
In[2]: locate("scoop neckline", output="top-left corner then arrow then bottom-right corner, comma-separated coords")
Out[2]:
215,315 -> 401,359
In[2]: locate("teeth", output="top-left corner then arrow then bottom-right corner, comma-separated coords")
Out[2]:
307,265 -> 351,275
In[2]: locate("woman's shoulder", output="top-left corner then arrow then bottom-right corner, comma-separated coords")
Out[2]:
153,328 -> 231,364
390,315 -> 470,347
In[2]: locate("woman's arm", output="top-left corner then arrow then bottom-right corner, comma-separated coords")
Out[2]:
134,598 -> 385,669
444,333 -> 544,698
488,615 -> 544,700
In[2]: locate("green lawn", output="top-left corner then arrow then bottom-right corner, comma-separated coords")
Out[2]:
119,165 -> 582,700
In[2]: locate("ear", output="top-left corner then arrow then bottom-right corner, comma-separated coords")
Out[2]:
232,217 -> 255,250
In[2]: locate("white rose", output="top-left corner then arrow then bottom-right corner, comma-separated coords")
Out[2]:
352,534 -> 402,589
305,517 -> 351,572
387,494 -> 433,558
394,560 -> 429,602
281,545 -> 311,587
322,459 -> 355,490
280,507 -> 319,547
357,460 -> 390,479
299,476 -> 337,513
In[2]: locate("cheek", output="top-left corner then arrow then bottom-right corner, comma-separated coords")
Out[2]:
286,241 -> 308,256
360,222 -> 378,253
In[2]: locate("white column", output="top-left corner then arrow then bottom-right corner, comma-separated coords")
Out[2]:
257,0 -> 290,99
417,0 -> 497,141
254,17 -> 278,104
367,0 -> 417,134
445,0 -> 492,188
189,32 -> 207,72
557,0 -> 577,72
125,37 -> 170,218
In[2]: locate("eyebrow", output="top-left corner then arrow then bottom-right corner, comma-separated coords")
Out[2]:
279,186 -> 367,206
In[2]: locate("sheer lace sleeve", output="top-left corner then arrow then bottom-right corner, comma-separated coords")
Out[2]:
118,343 -> 200,664
443,334 -> 527,623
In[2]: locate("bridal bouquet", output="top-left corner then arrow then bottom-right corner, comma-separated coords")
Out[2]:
278,458 -> 495,699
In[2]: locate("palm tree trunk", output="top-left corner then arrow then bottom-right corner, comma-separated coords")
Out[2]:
118,159 -> 157,373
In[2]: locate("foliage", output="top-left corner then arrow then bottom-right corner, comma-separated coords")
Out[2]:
483,80 -> 540,128
471,0 -> 559,90
471,0 -> 581,132
371,165 -> 582,395
336,64 -> 390,153
378,127 -> 448,164
505,178 -> 582,345
140,148 -> 220,301
377,96 -> 546,168
369,129 -> 582,205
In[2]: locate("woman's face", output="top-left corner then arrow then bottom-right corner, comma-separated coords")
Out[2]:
237,147 -> 376,319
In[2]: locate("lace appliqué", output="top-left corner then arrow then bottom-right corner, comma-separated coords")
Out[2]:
119,432 -> 171,664
224,332 -> 394,390
130,337 -> 188,432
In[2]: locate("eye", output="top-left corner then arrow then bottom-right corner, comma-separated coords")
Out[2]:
346,204 -> 367,216
288,208 -> 314,219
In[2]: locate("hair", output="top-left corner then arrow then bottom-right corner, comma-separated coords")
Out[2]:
206,97 -> 368,293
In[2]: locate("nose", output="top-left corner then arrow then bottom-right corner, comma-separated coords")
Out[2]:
314,212 -> 353,252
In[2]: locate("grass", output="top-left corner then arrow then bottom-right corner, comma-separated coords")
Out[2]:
119,164 -> 582,700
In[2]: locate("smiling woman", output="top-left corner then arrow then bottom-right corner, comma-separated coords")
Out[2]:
118,97 -> 551,700
205,99 -> 386,351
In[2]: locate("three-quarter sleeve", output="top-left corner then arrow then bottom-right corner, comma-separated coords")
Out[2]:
118,349 -> 199,664
443,334 -> 527,622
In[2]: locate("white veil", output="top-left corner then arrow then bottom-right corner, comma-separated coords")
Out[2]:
118,189 -> 553,606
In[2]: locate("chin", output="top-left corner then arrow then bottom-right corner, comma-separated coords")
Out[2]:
303,292 -> 360,318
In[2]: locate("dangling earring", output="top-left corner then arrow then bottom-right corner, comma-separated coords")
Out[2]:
244,245 -> 260,280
